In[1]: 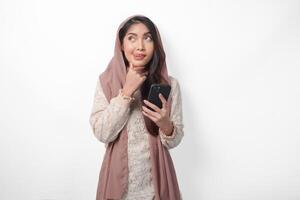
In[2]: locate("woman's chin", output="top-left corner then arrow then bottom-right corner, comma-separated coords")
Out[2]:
131,61 -> 147,68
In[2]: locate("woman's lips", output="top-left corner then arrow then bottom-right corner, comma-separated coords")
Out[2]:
134,54 -> 146,60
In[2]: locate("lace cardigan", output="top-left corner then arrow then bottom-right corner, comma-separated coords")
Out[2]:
89,75 -> 184,199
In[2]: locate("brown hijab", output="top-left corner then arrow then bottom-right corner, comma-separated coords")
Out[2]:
97,14 -> 181,200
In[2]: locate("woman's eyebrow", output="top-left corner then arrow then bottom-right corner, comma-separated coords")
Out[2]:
127,32 -> 151,36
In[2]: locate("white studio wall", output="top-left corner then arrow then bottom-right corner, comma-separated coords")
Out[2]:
1,0 -> 300,199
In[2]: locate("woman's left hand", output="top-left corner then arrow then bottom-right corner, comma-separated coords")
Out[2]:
142,94 -> 174,135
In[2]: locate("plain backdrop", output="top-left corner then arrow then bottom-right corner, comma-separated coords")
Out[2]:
1,0 -> 300,199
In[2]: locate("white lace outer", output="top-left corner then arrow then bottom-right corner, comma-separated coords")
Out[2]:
89,76 -> 184,199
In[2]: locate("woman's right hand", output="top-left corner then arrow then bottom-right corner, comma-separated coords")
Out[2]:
122,62 -> 148,97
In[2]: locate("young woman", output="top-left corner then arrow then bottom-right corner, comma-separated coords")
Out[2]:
89,14 -> 184,200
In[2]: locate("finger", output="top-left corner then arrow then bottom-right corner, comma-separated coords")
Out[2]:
142,110 -> 157,122
143,100 -> 161,113
142,105 -> 161,119
129,62 -> 134,69
159,93 -> 168,108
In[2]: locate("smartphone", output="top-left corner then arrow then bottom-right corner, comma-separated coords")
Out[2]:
147,84 -> 171,109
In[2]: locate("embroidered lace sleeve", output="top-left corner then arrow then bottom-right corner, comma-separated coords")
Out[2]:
159,76 -> 184,149
89,79 -> 133,144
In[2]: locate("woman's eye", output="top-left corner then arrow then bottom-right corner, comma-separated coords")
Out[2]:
145,36 -> 153,41
128,36 -> 136,41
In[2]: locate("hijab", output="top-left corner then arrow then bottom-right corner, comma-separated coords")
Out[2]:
96,14 -> 181,200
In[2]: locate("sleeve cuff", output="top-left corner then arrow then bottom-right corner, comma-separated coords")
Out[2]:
115,89 -> 135,105
159,122 -> 176,140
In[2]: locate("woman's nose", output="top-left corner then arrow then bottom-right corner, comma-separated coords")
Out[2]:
136,39 -> 145,50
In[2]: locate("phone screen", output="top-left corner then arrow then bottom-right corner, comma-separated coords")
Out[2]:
147,84 -> 171,109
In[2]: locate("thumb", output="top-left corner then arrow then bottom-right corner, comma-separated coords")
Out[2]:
129,62 -> 134,70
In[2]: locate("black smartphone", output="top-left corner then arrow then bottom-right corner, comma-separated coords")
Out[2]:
147,84 -> 171,109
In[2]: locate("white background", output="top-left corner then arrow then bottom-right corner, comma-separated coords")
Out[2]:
1,0 -> 300,199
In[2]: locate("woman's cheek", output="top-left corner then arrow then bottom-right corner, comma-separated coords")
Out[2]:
124,49 -> 134,62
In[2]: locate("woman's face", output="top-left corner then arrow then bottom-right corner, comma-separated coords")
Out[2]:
121,23 -> 154,69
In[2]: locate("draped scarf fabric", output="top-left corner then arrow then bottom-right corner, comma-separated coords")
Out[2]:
96,14 -> 181,200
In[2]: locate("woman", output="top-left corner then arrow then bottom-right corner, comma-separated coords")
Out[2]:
89,14 -> 184,200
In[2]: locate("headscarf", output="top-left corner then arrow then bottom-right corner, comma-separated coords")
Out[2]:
96,14 -> 181,200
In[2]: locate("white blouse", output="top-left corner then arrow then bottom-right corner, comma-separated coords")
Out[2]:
89,75 -> 184,200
